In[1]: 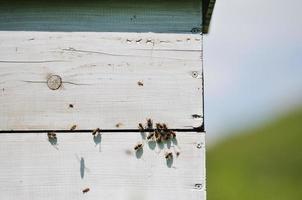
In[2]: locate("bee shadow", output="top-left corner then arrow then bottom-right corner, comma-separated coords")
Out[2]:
135,148 -> 144,159
80,157 -> 85,179
93,133 -> 102,151
166,157 -> 173,168
140,132 -> 146,140
148,140 -> 156,150
165,139 -> 172,149
171,138 -> 178,146
48,138 -> 58,149
157,141 -> 165,150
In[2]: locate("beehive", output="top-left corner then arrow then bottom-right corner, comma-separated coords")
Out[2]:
0,0 -> 215,199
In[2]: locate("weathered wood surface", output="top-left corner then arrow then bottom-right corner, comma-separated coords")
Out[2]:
0,132 -> 205,200
0,0 -> 201,33
0,31 -> 203,131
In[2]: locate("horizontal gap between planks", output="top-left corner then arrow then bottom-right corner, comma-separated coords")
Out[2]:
0,127 -> 204,134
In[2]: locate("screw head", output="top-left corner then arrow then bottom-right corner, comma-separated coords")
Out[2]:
191,71 -> 199,78
191,27 -> 201,33
194,184 -> 203,190
47,75 -> 62,90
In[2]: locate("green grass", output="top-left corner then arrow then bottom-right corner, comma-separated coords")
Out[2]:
207,107 -> 302,200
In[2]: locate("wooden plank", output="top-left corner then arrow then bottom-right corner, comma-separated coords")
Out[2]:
0,132 -> 205,200
0,31 -> 203,131
0,0 -> 202,33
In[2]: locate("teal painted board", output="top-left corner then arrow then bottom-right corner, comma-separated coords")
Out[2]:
0,0 -> 202,33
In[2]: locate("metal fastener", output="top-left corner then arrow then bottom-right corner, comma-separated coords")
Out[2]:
194,184 -> 203,190
191,27 -> 201,33
192,71 -> 199,78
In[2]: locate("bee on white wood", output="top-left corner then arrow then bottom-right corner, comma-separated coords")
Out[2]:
147,132 -> 155,140
47,132 -> 56,139
138,123 -> 144,132
92,128 -> 101,136
70,125 -> 77,131
154,130 -> 162,143
146,118 -> 153,129
82,188 -> 90,194
165,152 -> 173,160
134,143 -> 143,151
137,81 -> 144,86
156,123 -> 163,130
115,123 -> 123,128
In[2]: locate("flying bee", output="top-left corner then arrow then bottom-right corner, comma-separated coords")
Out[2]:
70,125 -> 77,131
134,143 -> 143,151
146,118 -> 153,129
82,188 -> 90,194
138,123 -> 144,132
92,128 -> 100,136
47,132 -> 56,139
165,152 -> 173,160
176,152 -> 181,157
147,132 -> 155,140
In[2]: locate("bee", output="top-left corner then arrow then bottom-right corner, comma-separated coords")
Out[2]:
82,188 -> 90,194
115,123 -> 123,128
147,132 -> 155,140
92,128 -> 100,136
162,123 -> 168,131
162,133 -> 170,141
138,123 -> 144,132
156,123 -> 163,130
134,143 -> 143,151
137,81 -> 144,86
169,130 -> 176,138
47,132 -> 56,139
156,137 -> 163,143
70,125 -> 77,131
146,118 -> 153,129
176,152 -> 181,157
165,152 -> 173,160
154,130 -> 160,139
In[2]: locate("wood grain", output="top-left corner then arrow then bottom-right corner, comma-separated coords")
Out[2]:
0,132 -> 205,200
0,31 -> 203,131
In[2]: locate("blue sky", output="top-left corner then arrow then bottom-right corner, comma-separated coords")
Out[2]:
203,0 -> 302,143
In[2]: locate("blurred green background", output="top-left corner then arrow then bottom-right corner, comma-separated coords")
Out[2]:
205,0 -> 302,199
207,107 -> 302,200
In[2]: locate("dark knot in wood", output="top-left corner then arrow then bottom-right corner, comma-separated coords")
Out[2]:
47,75 -> 62,90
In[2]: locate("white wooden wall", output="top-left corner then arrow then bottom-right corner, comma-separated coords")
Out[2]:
0,132 -> 205,200
0,32 -> 203,131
